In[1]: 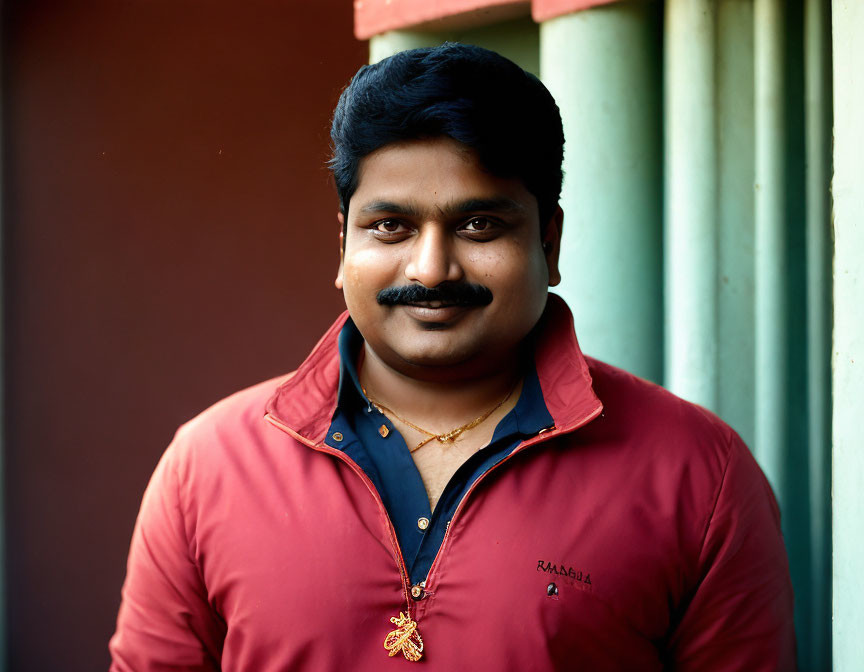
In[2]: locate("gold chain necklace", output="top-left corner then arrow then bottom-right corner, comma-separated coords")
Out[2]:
362,380 -> 518,453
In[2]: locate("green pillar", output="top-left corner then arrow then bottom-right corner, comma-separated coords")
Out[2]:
369,16 -> 540,75
832,1 -> 864,667
664,0 -> 718,409
804,0 -> 832,667
540,1 -> 663,383
716,0 -> 756,448
753,0 -> 787,501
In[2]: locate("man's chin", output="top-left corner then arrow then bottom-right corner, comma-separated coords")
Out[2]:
366,331 -> 511,381
389,338 -> 480,371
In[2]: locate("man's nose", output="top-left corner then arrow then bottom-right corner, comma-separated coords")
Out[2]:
403,225 -> 464,287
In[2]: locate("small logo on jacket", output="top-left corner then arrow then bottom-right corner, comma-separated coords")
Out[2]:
537,560 -> 592,587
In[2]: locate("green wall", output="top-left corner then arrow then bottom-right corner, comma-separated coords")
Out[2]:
370,15 -> 539,75
368,3 -> 837,667
831,1 -> 863,668
542,3 -> 664,384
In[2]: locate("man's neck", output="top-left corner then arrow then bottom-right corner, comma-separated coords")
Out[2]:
358,343 -> 522,436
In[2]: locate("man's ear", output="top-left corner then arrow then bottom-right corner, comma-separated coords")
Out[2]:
335,212 -> 345,290
543,206 -> 564,287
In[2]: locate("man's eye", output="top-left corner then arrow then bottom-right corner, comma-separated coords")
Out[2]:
461,217 -> 496,233
375,220 -> 406,233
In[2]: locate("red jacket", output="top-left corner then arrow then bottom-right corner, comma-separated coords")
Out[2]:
110,296 -> 796,670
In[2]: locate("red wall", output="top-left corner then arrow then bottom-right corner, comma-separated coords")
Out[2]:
3,1 -> 366,669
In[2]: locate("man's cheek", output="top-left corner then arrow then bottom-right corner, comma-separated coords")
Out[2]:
346,249 -> 396,276
343,263 -> 377,290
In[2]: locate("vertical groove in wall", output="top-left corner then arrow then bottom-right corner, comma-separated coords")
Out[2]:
0,17 -> 5,671
664,0 -> 718,409
541,2 -> 663,383
804,1 -> 832,668
753,0 -> 787,503
716,0 -> 756,448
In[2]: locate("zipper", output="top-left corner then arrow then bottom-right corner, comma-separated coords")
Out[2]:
264,413 -> 415,617
266,401 -> 603,620
422,403 -> 603,593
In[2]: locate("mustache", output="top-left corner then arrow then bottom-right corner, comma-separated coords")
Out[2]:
376,283 -> 493,307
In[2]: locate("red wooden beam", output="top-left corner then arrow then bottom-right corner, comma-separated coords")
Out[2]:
354,0 -> 624,40
354,0 -> 529,40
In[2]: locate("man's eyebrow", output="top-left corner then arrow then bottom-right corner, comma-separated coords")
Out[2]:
444,197 -> 527,215
358,200 -> 419,216
357,197 -> 527,217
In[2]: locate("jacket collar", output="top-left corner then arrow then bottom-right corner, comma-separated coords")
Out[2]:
265,293 -> 602,445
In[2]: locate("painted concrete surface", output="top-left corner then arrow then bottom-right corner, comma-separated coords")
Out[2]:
804,0 -> 833,667
832,1 -> 864,668
664,0 -> 719,409
370,16 -> 540,75
716,0 -> 756,449
541,3 -> 663,383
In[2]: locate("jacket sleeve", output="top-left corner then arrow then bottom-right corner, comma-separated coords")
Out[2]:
667,433 -> 797,671
109,441 -> 224,671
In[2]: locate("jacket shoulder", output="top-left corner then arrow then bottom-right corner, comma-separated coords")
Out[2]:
578,356 -> 761,527
579,358 -> 789,648
584,356 -> 738,455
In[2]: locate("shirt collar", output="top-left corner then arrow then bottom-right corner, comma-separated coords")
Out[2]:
267,294 -> 603,445
334,316 -> 552,438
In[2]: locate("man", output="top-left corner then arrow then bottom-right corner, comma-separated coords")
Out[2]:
110,44 -> 796,670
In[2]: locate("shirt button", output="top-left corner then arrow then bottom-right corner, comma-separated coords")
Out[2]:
332,432 -> 343,442
410,584 -> 425,600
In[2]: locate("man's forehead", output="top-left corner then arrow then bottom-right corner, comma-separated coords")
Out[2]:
352,136 -> 476,183
348,137 -> 537,217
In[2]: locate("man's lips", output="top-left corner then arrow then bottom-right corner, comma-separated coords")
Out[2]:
397,302 -> 475,322
405,300 -> 458,309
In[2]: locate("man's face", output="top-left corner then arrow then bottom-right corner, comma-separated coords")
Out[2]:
335,136 -> 562,381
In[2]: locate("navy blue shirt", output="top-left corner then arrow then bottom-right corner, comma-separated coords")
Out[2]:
327,318 -> 553,586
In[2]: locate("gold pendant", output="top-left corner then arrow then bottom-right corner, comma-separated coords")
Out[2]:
383,611 -> 424,662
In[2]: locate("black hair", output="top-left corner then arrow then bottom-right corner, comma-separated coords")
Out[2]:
329,42 -> 564,229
